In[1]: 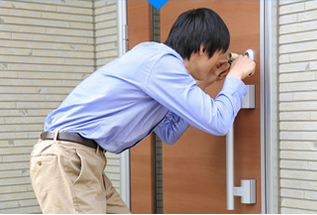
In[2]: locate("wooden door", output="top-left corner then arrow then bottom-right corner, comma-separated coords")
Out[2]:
161,1 -> 261,214
128,1 -> 154,214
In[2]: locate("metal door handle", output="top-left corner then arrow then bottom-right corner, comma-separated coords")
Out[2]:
226,122 -> 256,210
226,49 -> 257,210
226,87 -> 256,210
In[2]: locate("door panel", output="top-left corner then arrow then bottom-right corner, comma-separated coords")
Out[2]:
161,1 -> 261,214
128,1 -> 154,214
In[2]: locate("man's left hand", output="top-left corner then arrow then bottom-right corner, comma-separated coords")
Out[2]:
195,60 -> 230,90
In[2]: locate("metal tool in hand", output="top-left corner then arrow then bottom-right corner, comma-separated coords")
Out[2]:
227,49 -> 256,76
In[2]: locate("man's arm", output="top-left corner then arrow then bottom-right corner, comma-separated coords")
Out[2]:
145,54 -> 248,137
154,111 -> 190,145
196,56 -> 256,91
153,60 -> 230,144
149,54 -> 256,144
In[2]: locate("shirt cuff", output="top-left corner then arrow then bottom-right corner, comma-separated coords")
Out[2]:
222,77 -> 248,100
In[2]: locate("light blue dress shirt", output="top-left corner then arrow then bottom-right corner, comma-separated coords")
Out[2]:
45,42 -> 247,154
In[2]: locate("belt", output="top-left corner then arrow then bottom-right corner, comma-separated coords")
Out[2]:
40,131 -> 98,149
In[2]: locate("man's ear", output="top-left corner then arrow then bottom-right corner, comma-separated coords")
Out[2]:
198,45 -> 206,56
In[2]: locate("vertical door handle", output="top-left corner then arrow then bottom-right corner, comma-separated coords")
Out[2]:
226,49 -> 257,210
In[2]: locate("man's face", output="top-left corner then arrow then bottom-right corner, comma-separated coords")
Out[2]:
184,47 -> 224,81
194,50 -> 222,81
191,51 -> 222,81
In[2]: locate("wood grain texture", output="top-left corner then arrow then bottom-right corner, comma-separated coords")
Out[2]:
128,1 -> 153,214
127,0 -> 151,49
161,1 -> 261,213
130,135 -> 154,214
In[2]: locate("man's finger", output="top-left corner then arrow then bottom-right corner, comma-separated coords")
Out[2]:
216,59 -> 228,67
217,62 -> 230,73
218,59 -> 228,64
247,67 -> 256,78
216,71 -> 228,81
248,70 -> 255,77
219,70 -> 229,77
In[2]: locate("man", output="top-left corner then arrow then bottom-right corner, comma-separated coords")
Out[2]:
30,8 -> 255,214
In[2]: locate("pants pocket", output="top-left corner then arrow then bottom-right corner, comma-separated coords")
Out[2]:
30,154 -> 60,211
64,148 -> 83,185
30,154 -> 58,191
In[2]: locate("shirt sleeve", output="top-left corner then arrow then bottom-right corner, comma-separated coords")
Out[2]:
154,111 -> 190,145
144,54 -> 248,137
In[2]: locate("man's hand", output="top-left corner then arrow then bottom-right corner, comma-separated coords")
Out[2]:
195,60 -> 230,90
227,55 -> 256,80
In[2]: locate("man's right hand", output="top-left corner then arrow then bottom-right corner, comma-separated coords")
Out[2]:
226,55 -> 256,80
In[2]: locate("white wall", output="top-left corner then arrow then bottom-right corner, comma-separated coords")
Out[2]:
278,0 -> 317,213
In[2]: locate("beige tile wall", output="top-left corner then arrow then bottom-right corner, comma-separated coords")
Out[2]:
0,0 -> 120,212
95,0 -> 117,68
94,0 -> 121,193
279,0 -> 317,213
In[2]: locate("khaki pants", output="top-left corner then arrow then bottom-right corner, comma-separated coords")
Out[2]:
30,139 -> 131,214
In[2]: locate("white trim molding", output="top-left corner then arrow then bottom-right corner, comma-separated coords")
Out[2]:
261,0 -> 279,213
117,0 -> 130,209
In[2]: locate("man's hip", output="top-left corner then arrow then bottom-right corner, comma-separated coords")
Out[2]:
30,138 -> 130,214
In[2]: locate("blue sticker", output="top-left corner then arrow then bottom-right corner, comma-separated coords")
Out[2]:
147,0 -> 169,10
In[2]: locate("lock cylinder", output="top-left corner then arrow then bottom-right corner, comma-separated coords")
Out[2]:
227,52 -> 238,61
227,52 -> 238,65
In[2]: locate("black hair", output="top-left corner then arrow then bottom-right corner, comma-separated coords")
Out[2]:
164,8 -> 230,60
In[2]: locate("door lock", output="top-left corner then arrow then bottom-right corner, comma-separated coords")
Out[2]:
244,49 -> 256,62
227,49 -> 256,63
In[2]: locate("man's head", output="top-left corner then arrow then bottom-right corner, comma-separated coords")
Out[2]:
164,8 -> 230,61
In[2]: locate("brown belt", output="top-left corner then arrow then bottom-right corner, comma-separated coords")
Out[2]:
40,131 -> 98,149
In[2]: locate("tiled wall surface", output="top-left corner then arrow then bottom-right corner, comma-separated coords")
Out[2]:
278,0 -> 317,213
95,0 -> 117,68
0,0 -> 120,212
94,0 -> 121,193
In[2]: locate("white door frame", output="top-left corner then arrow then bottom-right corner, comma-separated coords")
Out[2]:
117,0 -> 130,210
260,0 -> 279,213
